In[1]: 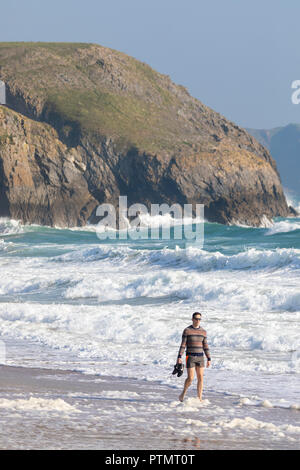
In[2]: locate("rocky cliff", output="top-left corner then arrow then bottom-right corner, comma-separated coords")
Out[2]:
247,124 -> 300,197
0,42 -> 297,227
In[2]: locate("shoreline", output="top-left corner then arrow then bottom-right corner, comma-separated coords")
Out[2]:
0,363 -> 299,450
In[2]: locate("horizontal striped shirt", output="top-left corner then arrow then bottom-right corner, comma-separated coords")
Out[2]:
178,325 -> 211,360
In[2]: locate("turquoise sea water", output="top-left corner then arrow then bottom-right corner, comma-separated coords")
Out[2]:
0,208 -> 300,448
0,212 -> 299,432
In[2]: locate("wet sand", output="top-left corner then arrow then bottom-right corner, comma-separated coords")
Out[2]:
0,364 -> 298,450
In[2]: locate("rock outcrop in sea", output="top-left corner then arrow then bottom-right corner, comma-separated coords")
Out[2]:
0,42 -> 297,227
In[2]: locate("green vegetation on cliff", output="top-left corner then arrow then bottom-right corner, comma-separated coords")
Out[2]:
0,42 -> 204,153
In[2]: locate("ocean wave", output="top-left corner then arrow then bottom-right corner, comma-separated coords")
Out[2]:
0,239 -> 17,254
0,300 -> 299,401
265,219 -> 300,235
0,213 -> 203,234
51,244 -> 300,273
229,214 -> 274,228
0,275 -> 73,296
0,239 -> 6,251
0,218 -> 24,236
284,191 -> 300,214
2,247 -> 300,314
61,262 -> 300,314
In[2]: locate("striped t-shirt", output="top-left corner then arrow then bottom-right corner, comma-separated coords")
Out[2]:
178,325 -> 211,360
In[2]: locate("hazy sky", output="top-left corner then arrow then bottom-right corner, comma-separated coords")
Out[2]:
1,0 -> 300,129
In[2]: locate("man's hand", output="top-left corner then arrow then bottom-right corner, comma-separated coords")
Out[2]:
177,358 -> 182,364
206,360 -> 211,368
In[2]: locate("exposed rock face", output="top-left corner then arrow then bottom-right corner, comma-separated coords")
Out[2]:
0,42 -> 297,227
0,106 -> 96,226
247,124 -> 300,198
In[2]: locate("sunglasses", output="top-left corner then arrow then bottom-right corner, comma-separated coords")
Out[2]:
194,317 -> 201,321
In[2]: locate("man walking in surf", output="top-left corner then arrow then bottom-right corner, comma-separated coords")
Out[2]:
177,312 -> 211,402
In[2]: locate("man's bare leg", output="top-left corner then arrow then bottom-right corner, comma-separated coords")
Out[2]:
195,365 -> 204,401
179,367 -> 194,402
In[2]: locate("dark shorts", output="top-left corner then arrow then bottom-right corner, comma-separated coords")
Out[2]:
186,354 -> 205,368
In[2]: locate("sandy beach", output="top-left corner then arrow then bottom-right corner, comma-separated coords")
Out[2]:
0,363 -> 299,450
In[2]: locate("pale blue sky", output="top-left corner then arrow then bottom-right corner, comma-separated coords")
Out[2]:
1,0 -> 300,129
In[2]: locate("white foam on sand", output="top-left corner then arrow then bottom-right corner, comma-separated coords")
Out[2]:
239,397 -> 300,410
170,397 -> 211,412
214,416 -> 300,435
100,390 -> 140,399
178,414 -> 300,439
0,397 -> 80,413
